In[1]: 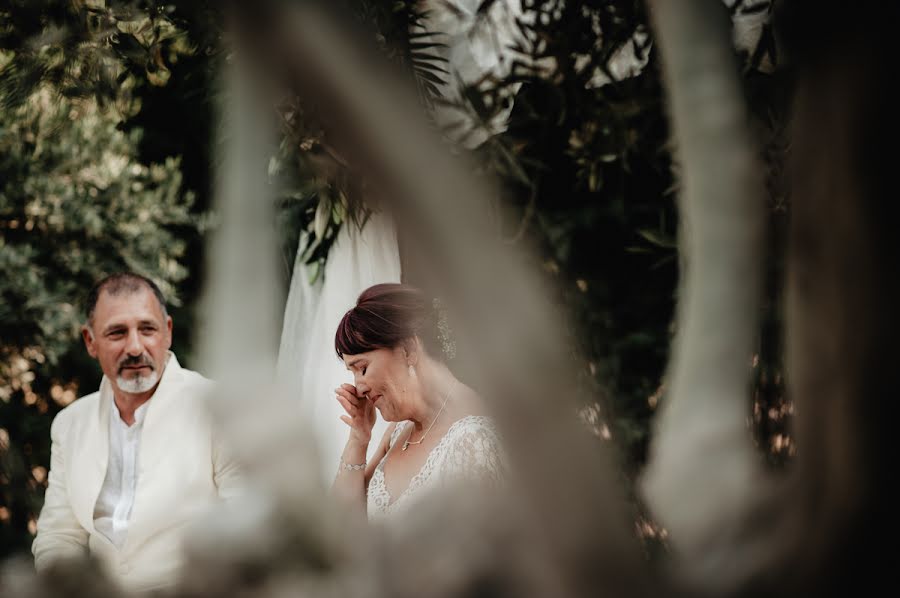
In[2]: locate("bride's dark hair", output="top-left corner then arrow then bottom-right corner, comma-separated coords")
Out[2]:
335,283 -> 446,360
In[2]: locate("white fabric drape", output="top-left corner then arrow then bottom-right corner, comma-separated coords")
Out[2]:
277,211 -> 400,483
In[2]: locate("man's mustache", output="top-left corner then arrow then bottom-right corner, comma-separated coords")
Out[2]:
117,354 -> 155,372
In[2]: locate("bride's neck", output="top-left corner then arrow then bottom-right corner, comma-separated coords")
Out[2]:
410,363 -> 456,431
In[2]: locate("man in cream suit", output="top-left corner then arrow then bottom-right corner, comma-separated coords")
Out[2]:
33,273 -> 243,592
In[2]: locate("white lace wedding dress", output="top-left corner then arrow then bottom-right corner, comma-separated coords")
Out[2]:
367,415 -> 504,520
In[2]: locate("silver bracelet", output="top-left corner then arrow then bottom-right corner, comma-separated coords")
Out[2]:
340,458 -> 366,472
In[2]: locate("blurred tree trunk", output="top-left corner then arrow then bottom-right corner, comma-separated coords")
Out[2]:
645,1 -> 900,596
641,0 -> 774,591
781,1 -> 900,593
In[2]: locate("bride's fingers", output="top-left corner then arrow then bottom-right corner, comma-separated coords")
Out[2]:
335,387 -> 361,407
334,388 -> 359,407
339,383 -> 361,399
336,395 -> 358,416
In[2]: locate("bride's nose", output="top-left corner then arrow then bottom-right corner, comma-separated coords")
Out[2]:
355,378 -> 370,397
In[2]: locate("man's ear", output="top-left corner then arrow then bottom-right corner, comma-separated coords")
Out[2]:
82,325 -> 97,358
165,315 -> 173,349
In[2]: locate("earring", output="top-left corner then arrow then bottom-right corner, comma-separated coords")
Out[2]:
408,364 -> 416,378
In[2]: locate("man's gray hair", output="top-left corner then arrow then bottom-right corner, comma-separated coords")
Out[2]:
85,272 -> 169,327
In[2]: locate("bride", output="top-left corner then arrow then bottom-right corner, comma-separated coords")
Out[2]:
331,283 -> 503,519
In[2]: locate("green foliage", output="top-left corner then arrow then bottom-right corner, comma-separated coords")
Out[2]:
0,0 -> 202,115
0,86 -> 195,362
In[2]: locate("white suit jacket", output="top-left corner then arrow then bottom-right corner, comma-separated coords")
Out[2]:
32,353 -> 242,592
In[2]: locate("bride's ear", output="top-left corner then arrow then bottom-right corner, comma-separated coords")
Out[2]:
401,337 -> 421,366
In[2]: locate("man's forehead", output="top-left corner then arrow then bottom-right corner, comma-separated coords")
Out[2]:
93,288 -> 166,324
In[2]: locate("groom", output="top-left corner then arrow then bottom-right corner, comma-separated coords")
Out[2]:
32,273 -> 243,592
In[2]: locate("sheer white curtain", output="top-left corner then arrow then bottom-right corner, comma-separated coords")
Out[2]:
277,211 -> 400,482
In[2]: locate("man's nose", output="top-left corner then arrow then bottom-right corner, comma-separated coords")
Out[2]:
125,329 -> 143,355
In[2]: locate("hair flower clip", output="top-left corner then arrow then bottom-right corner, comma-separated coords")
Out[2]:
433,297 -> 457,360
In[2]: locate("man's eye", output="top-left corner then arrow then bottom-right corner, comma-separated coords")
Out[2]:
108,331 -> 125,338
361,367 -> 367,375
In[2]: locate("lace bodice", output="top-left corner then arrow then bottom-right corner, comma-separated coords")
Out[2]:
367,415 -> 503,520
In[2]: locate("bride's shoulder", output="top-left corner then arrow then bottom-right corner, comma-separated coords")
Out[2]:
447,414 -> 501,443
440,415 -> 505,478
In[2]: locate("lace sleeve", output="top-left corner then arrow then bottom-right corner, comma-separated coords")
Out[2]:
439,416 -> 505,485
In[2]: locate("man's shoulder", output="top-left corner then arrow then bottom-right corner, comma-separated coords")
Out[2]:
52,390 -> 100,430
168,364 -> 216,411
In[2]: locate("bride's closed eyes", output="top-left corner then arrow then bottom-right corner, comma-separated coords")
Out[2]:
345,358 -> 368,374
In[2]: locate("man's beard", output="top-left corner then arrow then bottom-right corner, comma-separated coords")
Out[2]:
116,369 -> 160,393
116,354 -> 160,393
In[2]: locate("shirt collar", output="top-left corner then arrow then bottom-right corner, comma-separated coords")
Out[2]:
109,392 -> 151,427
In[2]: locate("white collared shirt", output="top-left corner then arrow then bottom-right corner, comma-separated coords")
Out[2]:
93,398 -> 150,550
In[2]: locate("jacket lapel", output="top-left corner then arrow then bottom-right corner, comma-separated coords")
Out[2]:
70,377 -> 111,533
121,353 -> 182,553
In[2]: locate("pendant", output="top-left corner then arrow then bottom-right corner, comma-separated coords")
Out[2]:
402,441 -> 409,451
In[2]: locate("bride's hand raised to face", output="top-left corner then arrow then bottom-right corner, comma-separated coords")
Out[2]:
335,383 -> 376,445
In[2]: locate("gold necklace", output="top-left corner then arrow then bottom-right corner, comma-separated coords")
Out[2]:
402,381 -> 457,451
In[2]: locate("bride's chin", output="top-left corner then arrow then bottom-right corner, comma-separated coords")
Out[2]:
377,406 -> 397,421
